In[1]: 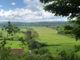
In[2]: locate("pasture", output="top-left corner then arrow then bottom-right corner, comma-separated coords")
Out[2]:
33,27 -> 80,55
2,27 -> 80,56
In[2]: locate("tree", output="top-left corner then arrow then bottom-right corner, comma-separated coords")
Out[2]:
40,0 -> 80,18
24,48 -> 53,60
64,25 -> 73,34
25,29 -> 39,40
4,21 -> 20,35
40,0 -> 80,40
25,29 -> 41,50
25,29 -> 46,50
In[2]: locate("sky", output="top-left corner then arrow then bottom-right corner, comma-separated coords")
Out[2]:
0,0 -> 67,22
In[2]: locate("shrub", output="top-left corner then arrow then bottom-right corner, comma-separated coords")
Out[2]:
24,48 -> 53,60
0,47 -> 18,60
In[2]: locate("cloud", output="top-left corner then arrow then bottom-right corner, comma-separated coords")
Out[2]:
0,0 -> 55,20
0,0 -> 67,22
11,2 -> 16,6
0,8 -> 55,20
24,0 -> 42,11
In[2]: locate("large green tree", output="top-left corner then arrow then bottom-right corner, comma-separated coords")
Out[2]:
40,0 -> 80,40
40,0 -> 80,18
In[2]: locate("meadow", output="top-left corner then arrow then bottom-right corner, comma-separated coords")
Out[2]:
33,27 -> 80,56
2,27 -> 80,57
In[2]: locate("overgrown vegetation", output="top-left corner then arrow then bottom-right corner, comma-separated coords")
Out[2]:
0,22 -> 54,60
0,22 -> 80,60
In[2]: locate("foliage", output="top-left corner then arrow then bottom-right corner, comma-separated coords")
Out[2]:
32,48 -> 49,54
0,27 -> 80,60
74,45 -> 80,52
62,25 -> 72,34
57,26 -> 65,34
40,0 -> 80,18
40,0 -> 80,40
0,39 -> 6,48
0,47 -> 18,60
24,48 -> 53,60
25,28 -> 39,40
27,39 -> 42,50
4,21 -> 20,34
25,28 -> 46,50
59,50 -> 79,60
63,18 -> 80,40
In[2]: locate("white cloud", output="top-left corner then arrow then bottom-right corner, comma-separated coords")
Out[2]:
11,2 -> 16,6
0,8 -> 55,20
0,0 -> 55,21
0,0 -> 67,22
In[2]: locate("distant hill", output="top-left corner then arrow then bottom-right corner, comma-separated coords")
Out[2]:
0,21 -> 67,28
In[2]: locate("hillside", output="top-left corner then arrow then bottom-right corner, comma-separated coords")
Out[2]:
0,21 -> 67,28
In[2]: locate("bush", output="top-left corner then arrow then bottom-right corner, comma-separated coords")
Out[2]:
58,50 -> 80,60
74,45 -> 80,52
0,47 -> 18,60
24,48 -> 53,60
27,39 -> 43,50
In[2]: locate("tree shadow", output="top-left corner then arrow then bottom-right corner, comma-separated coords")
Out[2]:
47,44 -> 61,46
41,43 -> 61,47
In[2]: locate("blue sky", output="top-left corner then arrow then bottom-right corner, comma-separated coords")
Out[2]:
0,0 -> 67,22
0,0 -> 26,10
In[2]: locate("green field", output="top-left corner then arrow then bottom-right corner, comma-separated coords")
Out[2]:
33,27 -> 80,55
3,27 -> 80,56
